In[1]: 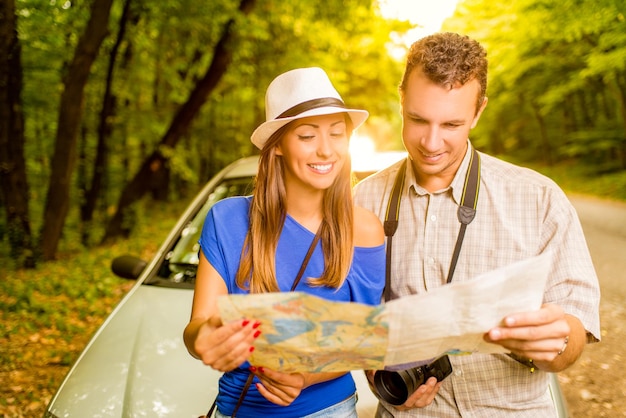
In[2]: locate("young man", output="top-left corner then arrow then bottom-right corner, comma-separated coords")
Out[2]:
354,32 -> 601,417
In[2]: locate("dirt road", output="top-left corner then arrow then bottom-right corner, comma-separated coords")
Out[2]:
560,195 -> 626,417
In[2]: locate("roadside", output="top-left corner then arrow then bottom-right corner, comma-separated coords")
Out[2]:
559,298 -> 625,417
560,196 -> 626,417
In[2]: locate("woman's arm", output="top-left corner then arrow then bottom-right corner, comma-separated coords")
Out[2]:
353,206 -> 385,247
183,251 -> 261,372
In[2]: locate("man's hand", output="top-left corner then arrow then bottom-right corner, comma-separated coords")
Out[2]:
364,370 -> 441,410
395,377 -> 442,410
484,303 -> 586,372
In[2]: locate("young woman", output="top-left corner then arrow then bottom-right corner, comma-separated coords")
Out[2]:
183,67 -> 386,417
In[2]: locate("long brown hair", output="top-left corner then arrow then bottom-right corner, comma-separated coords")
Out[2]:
235,115 -> 355,293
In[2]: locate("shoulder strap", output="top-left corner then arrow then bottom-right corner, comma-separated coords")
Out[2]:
290,228 -> 322,291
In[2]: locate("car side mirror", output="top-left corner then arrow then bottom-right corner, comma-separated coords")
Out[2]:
111,255 -> 147,280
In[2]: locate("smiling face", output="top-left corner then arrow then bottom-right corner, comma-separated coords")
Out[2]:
275,113 -> 351,195
401,68 -> 487,192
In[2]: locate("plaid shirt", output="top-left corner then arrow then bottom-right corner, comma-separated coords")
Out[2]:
354,142 -> 601,418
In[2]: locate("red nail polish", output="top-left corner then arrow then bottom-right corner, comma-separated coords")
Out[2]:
258,367 -> 265,373
249,366 -> 257,372
249,346 -> 255,352
242,319 -> 250,327
253,330 -> 261,338
252,321 -> 261,329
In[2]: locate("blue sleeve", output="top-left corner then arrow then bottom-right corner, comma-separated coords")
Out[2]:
198,197 -> 250,293
348,244 -> 386,306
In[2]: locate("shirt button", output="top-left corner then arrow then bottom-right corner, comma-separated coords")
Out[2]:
455,369 -> 463,377
430,214 -> 437,222
428,257 -> 435,265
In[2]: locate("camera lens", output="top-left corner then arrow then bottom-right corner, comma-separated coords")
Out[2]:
373,356 -> 453,406
373,368 -> 424,405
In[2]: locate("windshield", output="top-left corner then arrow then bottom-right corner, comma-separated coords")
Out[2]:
153,176 -> 255,286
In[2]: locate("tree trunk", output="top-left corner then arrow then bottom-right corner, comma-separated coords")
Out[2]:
39,0 -> 114,260
0,0 -> 35,268
81,0 -> 134,245
101,0 -> 256,243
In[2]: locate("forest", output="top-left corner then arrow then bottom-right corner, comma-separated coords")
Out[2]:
1,0 -> 625,269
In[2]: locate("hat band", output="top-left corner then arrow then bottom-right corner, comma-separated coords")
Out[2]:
277,97 -> 346,119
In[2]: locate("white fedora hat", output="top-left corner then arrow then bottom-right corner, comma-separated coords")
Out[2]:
251,67 -> 369,149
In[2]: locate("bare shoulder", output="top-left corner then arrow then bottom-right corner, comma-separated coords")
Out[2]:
353,206 -> 385,247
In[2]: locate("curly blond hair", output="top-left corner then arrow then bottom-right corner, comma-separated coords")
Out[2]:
400,32 -> 488,113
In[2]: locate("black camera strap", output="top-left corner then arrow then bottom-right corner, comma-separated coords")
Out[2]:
382,158 -> 407,302
383,147 -> 481,301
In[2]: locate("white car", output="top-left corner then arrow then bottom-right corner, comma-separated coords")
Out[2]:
44,154 -> 568,418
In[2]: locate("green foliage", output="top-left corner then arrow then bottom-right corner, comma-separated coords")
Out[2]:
0,198 -> 188,416
445,0 -> 626,171
561,128 -> 624,157
516,160 -> 626,201
12,0 -> 404,255
10,0 -> 625,261
0,198 -> 186,334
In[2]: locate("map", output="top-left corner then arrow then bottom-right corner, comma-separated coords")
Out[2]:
218,252 -> 551,373
219,291 -> 388,372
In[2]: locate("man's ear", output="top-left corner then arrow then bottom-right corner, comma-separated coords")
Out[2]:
471,97 -> 488,129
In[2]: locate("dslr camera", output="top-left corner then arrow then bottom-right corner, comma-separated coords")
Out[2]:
373,355 -> 453,405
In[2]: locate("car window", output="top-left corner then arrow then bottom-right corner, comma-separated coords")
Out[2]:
156,176 -> 255,286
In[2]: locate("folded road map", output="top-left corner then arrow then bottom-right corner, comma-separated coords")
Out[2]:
218,253 -> 551,372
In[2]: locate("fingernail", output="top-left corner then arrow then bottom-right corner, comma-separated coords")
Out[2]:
253,330 -> 261,338
242,319 -> 250,327
258,367 -> 265,373
249,346 -> 255,353
249,366 -> 257,372
252,321 -> 261,329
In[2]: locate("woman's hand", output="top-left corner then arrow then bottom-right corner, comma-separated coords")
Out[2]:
250,367 -> 346,406
191,317 -> 261,372
184,252 -> 262,372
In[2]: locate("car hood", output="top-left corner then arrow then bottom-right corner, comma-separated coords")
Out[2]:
46,285 -> 222,417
